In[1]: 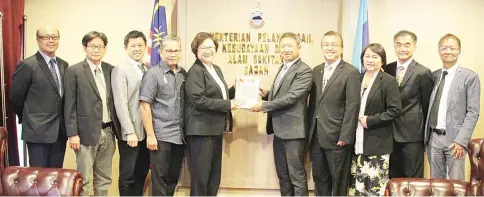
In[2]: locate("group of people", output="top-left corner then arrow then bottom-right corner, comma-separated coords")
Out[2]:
9,25 -> 480,197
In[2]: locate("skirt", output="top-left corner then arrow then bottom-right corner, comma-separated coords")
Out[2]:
349,154 -> 390,196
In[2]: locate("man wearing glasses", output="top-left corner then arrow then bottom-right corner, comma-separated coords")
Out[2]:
112,30 -> 150,196
425,34 -> 480,181
140,35 -> 186,196
64,31 -> 116,196
11,26 -> 68,168
307,31 -> 360,196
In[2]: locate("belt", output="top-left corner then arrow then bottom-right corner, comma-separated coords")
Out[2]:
431,128 -> 446,135
102,121 -> 113,129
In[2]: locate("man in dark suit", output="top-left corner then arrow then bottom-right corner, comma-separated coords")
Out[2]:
64,31 -> 116,196
385,30 -> 433,178
10,26 -> 68,168
249,32 -> 312,196
307,31 -> 360,196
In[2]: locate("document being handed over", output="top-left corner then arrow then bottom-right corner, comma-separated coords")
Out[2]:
234,77 -> 260,109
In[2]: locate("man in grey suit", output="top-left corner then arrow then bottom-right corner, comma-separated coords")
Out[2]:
386,30 -> 433,179
10,26 -> 68,168
425,33 -> 480,181
307,31 -> 360,196
64,31 -> 116,196
112,30 -> 150,196
249,32 -> 312,196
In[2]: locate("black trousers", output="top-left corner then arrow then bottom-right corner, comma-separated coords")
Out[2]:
389,141 -> 424,178
310,135 -> 351,196
118,138 -> 150,196
188,135 -> 223,196
150,140 -> 184,196
26,134 -> 66,168
273,136 -> 308,196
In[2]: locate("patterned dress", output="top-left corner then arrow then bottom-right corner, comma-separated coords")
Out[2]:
349,154 -> 390,196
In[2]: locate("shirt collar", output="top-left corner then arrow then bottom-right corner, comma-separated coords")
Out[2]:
325,58 -> 341,70
397,58 -> 413,70
86,58 -> 102,73
128,57 -> 143,68
38,50 -> 57,65
443,63 -> 459,75
284,57 -> 300,69
159,62 -> 179,74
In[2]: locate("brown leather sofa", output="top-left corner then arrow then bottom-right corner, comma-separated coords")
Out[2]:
384,138 -> 484,196
0,127 -> 83,196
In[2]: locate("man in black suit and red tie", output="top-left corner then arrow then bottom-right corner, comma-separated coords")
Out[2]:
385,30 -> 433,178
11,26 -> 68,168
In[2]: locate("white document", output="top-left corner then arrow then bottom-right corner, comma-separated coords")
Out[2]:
234,77 -> 260,109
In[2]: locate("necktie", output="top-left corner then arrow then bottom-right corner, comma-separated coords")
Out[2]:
396,66 -> 405,86
273,64 -> 289,92
429,71 -> 448,128
138,64 -> 147,73
322,66 -> 333,92
49,59 -> 61,96
94,67 -> 110,123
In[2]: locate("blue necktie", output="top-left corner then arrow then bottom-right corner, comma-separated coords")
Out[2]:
49,59 -> 61,96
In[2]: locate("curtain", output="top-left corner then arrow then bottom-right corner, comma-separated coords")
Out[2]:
0,0 -> 26,166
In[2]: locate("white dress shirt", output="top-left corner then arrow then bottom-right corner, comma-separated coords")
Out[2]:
203,63 -> 227,99
435,64 -> 458,129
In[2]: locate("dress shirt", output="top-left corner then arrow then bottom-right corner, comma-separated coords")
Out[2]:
435,64 -> 458,129
203,62 -> 227,99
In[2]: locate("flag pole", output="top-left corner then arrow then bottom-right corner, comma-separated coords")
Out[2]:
1,12 -> 6,130
21,15 -> 27,167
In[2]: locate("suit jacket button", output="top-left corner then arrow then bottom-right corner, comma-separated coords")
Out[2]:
316,116 -> 319,119
57,99 -> 60,102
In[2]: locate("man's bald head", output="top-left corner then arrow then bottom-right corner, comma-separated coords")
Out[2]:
36,26 -> 60,37
36,26 -> 60,57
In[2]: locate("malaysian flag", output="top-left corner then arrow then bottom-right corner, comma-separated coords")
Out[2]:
147,0 -> 168,65
351,0 -> 369,73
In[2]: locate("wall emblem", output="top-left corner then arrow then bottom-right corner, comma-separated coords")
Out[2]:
249,2 -> 265,29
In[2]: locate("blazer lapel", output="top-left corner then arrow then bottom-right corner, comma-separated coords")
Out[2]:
399,60 -> 416,88
273,59 -> 300,96
315,65 -> 324,103
102,63 -> 111,99
447,66 -> 462,107
366,72 -> 383,107
320,61 -> 344,100
198,62 -> 224,99
82,60 -> 101,98
214,66 -> 229,97
36,52 -> 60,96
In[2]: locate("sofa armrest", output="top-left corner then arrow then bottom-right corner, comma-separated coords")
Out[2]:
385,178 -> 468,196
1,166 -> 83,196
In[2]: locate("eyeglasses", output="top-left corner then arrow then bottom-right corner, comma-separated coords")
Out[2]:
164,49 -> 182,54
128,44 -> 146,49
439,47 -> 460,53
38,36 -> 60,41
87,45 -> 106,50
321,43 -> 341,48
199,46 -> 215,51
